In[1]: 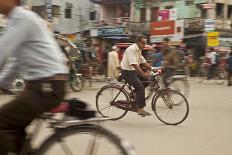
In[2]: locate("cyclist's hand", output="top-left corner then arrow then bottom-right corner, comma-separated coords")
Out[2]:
143,72 -> 150,78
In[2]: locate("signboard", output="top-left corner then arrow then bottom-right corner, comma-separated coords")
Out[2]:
205,19 -> 215,32
150,20 -> 184,43
98,27 -> 125,36
207,31 -> 219,47
151,20 -> 175,36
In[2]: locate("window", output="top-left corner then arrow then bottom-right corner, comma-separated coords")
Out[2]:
65,2 -> 73,19
216,3 -> 224,19
31,5 -> 46,18
140,8 -> 146,22
201,8 -> 207,18
165,6 -> 173,9
228,5 -> 232,19
65,8 -> 72,18
52,5 -> 60,18
89,11 -> 96,20
185,0 -> 194,6
151,7 -> 158,21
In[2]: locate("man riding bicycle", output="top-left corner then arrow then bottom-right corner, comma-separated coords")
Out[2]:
0,0 -> 67,154
161,38 -> 178,87
120,35 -> 152,116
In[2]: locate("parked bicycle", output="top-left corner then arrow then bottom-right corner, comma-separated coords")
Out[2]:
96,69 -> 189,125
18,99 -> 135,155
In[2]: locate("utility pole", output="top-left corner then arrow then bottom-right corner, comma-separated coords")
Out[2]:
45,0 -> 53,31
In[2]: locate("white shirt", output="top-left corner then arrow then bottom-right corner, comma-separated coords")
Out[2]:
121,44 -> 146,70
0,7 -> 67,80
108,50 -> 119,68
208,52 -> 217,64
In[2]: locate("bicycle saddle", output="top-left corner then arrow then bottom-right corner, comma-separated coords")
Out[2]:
67,98 -> 96,120
50,98 -> 96,120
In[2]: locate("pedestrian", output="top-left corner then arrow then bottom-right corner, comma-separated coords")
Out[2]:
207,47 -> 220,80
102,46 -> 110,76
161,38 -> 178,87
107,46 -> 120,82
0,1 -> 68,154
226,51 -> 232,86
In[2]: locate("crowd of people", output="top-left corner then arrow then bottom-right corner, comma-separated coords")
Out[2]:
103,39 -> 232,87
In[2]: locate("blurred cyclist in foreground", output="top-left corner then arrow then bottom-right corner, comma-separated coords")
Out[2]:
0,0 -> 68,154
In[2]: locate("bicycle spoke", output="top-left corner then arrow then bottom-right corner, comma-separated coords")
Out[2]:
85,134 -> 100,155
57,138 -> 74,155
100,105 -> 112,111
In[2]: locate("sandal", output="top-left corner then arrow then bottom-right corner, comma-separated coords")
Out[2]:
138,111 -> 152,117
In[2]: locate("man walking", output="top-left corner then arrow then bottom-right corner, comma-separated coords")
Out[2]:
207,47 -> 220,80
0,0 -> 68,154
107,46 -> 120,82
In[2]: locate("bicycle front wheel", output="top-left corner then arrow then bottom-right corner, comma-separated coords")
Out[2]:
152,89 -> 189,125
36,124 -> 135,155
96,85 -> 129,120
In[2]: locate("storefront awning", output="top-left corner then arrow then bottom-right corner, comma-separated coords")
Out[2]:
102,36 -> 130,40
90,0 -> 131,5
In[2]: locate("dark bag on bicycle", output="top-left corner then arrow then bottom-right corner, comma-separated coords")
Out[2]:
65,98 -> 96,120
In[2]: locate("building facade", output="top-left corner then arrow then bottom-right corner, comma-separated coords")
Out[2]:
30,0 -> 100,34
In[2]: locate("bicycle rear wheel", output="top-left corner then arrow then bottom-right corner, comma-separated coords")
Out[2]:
152,89 -> 189,125
36,124 -> 135,155
96,85 -> 129,120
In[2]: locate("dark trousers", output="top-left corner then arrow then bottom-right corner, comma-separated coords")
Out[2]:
208,64 -> 217,80
0,80 -> 66,154
228,70 -> 232,85
121,70 -> 149,108
162,68 -> 174,87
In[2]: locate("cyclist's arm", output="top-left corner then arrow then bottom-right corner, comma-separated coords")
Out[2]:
131,64 -> 148,77
0,19 -> 30,67
141,62 -> 152,70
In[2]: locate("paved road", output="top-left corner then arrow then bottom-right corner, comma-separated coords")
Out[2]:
0,78 -> 232,155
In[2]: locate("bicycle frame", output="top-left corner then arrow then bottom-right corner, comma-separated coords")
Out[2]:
110,74 -> 162,104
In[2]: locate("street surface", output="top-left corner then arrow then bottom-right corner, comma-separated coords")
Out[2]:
0,78 -> 232,155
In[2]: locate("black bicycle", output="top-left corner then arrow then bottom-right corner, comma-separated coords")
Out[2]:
18,99 -> 135,155
96,69 -> 189,125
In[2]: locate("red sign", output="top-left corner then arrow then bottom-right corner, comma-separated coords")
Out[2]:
150,20 -> 175,36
